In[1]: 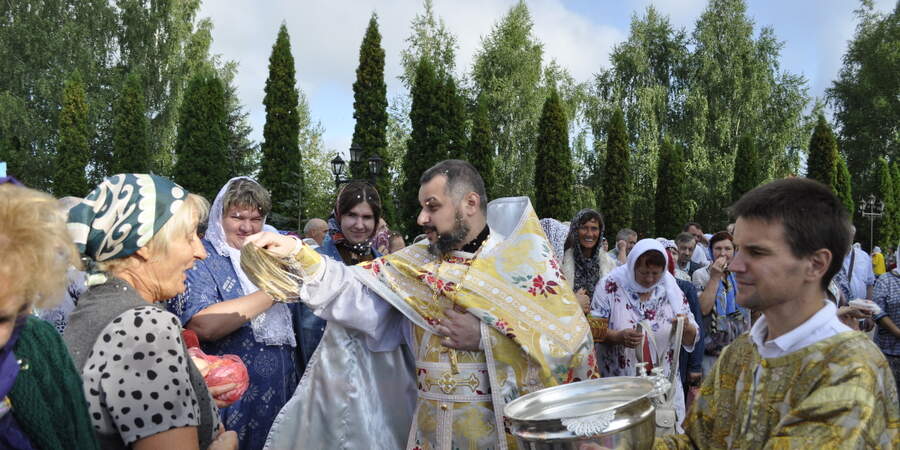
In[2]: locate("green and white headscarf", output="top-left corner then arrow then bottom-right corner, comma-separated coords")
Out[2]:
67,174 -> 188,283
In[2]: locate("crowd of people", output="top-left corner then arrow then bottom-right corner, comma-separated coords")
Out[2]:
1,159 -> 899,449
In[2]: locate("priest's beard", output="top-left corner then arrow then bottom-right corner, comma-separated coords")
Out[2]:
425,210 -> 471,258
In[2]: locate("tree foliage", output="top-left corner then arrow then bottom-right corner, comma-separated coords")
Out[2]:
534,90 -> 574,220
172,72 -> 229,203
297,91 -> 335,221
834,153 -> 855,216
54,71 -> 91,197
731,134 -> 766,204
259,24 -> 301,230
875,157 -> 896,249
472,1 -> 544,200
468,95 -> 495,200
828,2 -> 899,195
655,138 -> 690,237
600,108 -> 631,235
110,72 -> 151,175
220,61 -> 260,178
399,0 -> 458,88
399,59 -> 446,235
805,114 -> 838,188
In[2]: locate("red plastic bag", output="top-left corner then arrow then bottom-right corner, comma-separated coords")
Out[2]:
182,330 -> 249,405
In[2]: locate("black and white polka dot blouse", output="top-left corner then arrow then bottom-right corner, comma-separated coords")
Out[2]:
80,305 -> 220,445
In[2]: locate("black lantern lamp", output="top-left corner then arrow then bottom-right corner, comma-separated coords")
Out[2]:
331,145 -> 383,188
330,154 -> 346,180
349,143 -> 363,164
368,155 -> 383,179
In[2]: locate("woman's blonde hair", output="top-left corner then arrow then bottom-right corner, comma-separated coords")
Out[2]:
0,184 -> 80,309
97,193 -> 209,274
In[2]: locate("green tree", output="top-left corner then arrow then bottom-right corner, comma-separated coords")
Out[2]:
220,61 -> 260,178
399,0 -> 458,88
297,91 -> 335,221
805,115 -> 838,188
0,135 -> 25,182
351,13 -> 394,226
534,90 -> 574,220
875,157 -> 896,249
731,134 -> 766,203
655,138 -> 690,237
472,1 -> 544,199
834,153 -> 855,216
400,59 -> 446,235
443,75 -> 468,160
893,161 -> 900,247
54,71 -> 91,197
259,24 -> 301,230
110,72 -> 150,174
827,2 -> 899,194
172,72 -> 229,203
600,108 -> 631,234
467,95 -> 495,199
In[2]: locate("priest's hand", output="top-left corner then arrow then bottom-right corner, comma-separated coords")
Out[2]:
243,231 -> 300,257
436,307 -> 482,351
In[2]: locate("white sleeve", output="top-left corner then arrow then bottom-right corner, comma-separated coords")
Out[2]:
303,256 -> 406,351
675,294 -> 700,353
692,267 -> 710,293
691,245 -> 709,265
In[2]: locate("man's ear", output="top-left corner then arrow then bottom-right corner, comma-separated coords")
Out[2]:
461,191 -> 479,216
807,248 -> 832,283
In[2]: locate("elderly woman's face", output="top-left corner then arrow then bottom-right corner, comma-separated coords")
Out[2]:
712,239 -> 735,263
635,261 -> 664,289
148,227 -> 207,300
223,205 -> 263,249
577,219 -> 601,251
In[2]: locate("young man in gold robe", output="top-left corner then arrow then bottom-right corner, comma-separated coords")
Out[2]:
656,177 -> 900,449
244,160 -> 597,450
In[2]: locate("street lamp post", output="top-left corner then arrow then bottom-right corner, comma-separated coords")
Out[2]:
330,144 -> 383,189
858,194 -> 884,251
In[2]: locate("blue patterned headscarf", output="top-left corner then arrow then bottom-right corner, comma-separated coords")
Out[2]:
67,174 -> 187,264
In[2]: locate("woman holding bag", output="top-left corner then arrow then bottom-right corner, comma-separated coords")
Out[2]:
590,239 -> 699,432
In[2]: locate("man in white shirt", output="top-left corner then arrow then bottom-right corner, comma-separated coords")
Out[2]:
684,222 -> 710,266
656,177 -> 900,449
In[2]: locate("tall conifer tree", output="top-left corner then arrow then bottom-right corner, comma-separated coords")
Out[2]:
173,73 -> 229,203
534,90 -> 573,220
110,72 -> 150,175
805,115 -> 838,188
54,71 -> 91,197
876,157 -> 896,249
600,108 -> 631,235
443,76 -> 468,160
400,59 -> 444,235
731,134 -> 764,203
259,24 -> 301,230
468,95 -> 495,200
834,154 -> 854,215
351,14 -> 394,226
655,138 -> 690,237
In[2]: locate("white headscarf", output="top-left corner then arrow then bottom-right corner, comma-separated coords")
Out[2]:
207,176 -> 296,347
606,238 -> 684,312
873,246 -> 882,255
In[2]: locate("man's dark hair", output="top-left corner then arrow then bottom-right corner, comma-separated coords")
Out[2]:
419,160 -> 488,213
683,222 -> 702,232
675,232 -> 696,245
616,228 -> 637,242
729,177 -> 850,290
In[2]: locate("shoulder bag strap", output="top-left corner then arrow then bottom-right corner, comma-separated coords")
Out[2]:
847,249 -> 855,284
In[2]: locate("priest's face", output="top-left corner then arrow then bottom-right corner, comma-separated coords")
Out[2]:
417,175 -> 471,256
729,217 -> 808,312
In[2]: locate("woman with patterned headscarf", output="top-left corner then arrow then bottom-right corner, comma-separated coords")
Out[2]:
166,177 -> 299,450
561,209 -> 617,313
297,181 -> 384,367
64,174 -> 237,450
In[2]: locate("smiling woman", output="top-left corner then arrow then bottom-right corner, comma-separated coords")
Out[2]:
63,174 -> 239,450
165,176 -> 301,450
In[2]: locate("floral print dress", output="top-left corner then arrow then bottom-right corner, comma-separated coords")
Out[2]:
592,277 -> 698,430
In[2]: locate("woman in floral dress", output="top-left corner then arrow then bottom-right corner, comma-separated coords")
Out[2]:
590,239 -> 699,430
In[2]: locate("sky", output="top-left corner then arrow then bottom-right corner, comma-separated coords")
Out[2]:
197,0 -> 896,157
